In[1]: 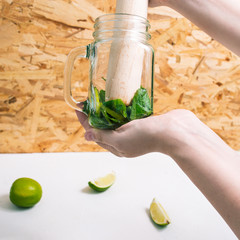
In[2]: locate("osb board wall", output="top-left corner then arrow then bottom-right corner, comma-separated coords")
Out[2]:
0,0 -> 240,153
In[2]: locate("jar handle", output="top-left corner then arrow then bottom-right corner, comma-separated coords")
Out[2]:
64,45 -> 90,112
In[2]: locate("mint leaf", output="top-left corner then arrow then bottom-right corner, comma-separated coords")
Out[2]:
82,86 -> 152,129
129,87 -> 152,120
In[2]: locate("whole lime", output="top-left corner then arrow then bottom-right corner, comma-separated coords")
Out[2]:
9,177 -> 42,208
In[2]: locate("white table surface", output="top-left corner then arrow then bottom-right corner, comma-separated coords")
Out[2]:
0,152 -> 237,240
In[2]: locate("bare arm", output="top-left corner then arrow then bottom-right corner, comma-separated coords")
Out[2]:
149,0 -> 240,56
76,110 -> 240,238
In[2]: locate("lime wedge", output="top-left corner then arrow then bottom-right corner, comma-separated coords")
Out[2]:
150,198 -> 171,226
88,172 -> 116,192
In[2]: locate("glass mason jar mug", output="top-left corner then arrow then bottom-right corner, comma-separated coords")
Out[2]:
64,13 -> 154,130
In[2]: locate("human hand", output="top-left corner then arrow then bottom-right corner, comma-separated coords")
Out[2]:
76,109 -> 240,239
76,109 -> 210,158
76,111 -> 161,157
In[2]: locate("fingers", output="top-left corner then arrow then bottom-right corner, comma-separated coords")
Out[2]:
75,110 -> 92,131
84,131 -> 123,157
76,109 -> 122,150
85,128 -> 124,152
76,109 -> 125,157
97,142 -> 124,158
85,128 -> 117,146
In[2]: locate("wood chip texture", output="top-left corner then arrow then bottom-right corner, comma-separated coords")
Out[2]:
1,0 -> 240,153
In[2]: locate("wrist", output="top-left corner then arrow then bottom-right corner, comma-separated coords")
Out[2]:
150,111 -> 192,156
167,119 -> 237,167
152,110 -> 233,160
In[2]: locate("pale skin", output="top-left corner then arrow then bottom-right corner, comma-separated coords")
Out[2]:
149,0 -> 240,56
76,0 -> 240,238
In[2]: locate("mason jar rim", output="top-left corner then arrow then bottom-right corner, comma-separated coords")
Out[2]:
94,13 -> 150,29
93,13 -> 151,41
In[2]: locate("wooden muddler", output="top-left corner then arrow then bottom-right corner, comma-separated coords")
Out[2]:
105,0 -> 148,105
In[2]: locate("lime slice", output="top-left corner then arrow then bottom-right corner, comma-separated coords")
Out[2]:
9,177 -> 42,208
150,198 -> 171,226
88,172 -> 116,192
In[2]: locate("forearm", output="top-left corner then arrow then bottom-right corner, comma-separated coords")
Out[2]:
168,125 -> 240,238
151,0 -> 240,56
79,108 -> 240,237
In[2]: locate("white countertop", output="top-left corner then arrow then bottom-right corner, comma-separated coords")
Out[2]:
0,152 -> 237,240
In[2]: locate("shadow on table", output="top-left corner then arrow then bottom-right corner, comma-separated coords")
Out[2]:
0,194 -> 29,212
81,186 -> 103,194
